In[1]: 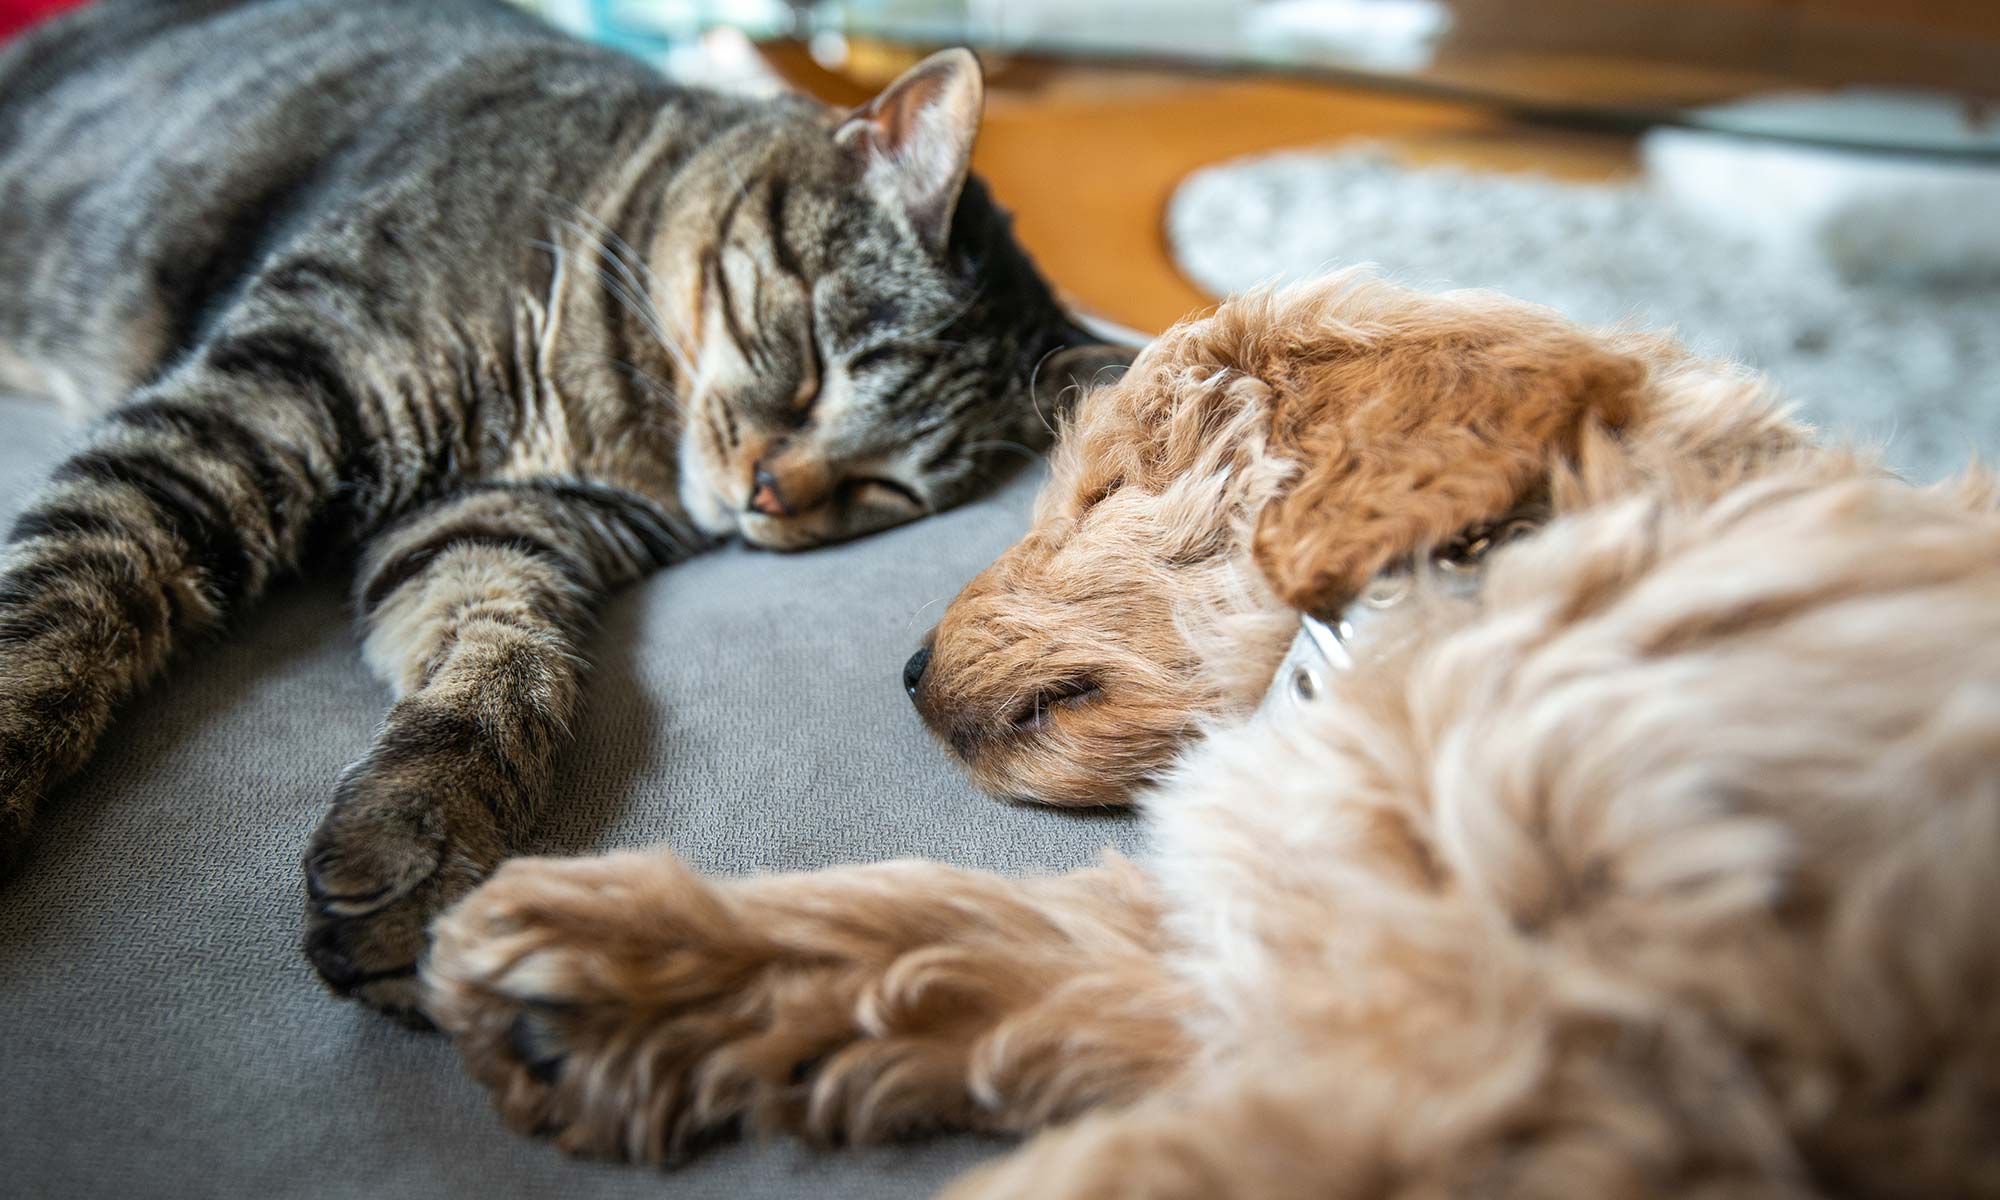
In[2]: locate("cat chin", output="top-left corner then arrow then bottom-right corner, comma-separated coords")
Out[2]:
681,490 -> 740,541
736,519 -> 790,551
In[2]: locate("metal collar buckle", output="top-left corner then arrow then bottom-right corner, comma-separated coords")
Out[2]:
1260,517 -> 1539,714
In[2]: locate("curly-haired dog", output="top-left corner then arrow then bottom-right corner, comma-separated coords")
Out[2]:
423,279 -> 2000,1196
901,273 -> 1805,805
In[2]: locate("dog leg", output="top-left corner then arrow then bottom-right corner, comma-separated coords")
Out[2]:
947,1094 -> 1341,1200
422,847 -> 1195,1163
944,1073 -> 1807,1200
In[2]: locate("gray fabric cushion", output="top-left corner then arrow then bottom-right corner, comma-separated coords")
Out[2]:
0,391 -> 1136,1198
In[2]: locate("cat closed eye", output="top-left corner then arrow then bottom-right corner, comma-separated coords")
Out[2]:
792,380 -> 819,417
849,345 -> 900,373
845,477 -> 925,510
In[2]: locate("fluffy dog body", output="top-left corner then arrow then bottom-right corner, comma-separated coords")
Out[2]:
424,279 -> 2000,1196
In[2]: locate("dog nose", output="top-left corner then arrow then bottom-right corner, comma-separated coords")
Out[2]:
749,464 -> 790,517
902,646 -> 931,699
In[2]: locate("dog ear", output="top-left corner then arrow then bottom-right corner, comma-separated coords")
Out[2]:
1250,334 -> 1642,617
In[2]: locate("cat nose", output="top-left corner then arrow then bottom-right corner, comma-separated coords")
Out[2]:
749,464 -> 791,517
903,646 -> 931,699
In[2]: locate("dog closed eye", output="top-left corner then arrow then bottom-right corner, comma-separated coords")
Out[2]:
1007,677 -> 1102,734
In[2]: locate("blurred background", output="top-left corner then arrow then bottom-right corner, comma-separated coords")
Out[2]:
502,0 -> 2000,477
6,0 -> 1996,474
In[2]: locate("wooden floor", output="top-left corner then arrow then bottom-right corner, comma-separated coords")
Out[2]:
765,46 -> 1638,335
761,0 -> 2000,335
975,76 -> 1637,333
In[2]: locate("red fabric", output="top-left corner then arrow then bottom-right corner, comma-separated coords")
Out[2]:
0,0 -> 87,42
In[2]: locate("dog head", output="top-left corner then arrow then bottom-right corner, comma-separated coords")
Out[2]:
903,333 -> 1286,805
905,275 -> 1767,806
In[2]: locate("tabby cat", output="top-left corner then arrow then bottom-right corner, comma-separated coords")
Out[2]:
0,0 -> 1113,1021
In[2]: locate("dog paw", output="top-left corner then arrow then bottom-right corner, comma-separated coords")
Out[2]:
302,761 -> 500,1024
422,851 -> 982,1162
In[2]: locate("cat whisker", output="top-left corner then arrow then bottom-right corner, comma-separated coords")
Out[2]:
550,218 -> 657,318
560,349 -> 689,418
911,286 -> 985,343
586,260 -> 671,344
562,204 -> 658,296
590,256 -> 700,383
958,439 -> 1042,465
564,208 -> 687,349
533,190 -> 655,290
545,211 -> 702,382
533,230 -> 699,404
532,228 -> 659,340
903,596 -> 945,634
1025,347 -> 1063,438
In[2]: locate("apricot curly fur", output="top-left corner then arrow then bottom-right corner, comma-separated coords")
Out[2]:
425,851 -> 1193,1162
913,272 -> 1810,807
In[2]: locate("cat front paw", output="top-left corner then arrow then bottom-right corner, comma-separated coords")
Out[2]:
0,709 -> 58,880
302,758 -> 501,1024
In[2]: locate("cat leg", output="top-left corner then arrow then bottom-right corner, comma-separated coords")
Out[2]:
0,362 -> 352,873
302,479 -> 693,1021
422,848 -> 1194,1161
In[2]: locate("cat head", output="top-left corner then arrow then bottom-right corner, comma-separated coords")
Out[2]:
665,49 -> 1125,550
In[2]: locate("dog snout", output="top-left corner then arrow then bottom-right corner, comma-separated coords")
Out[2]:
902,645 -> 931,699
911,659 -> 1106,760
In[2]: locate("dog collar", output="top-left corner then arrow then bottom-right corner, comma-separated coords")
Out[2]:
1261,519 -> 1537,714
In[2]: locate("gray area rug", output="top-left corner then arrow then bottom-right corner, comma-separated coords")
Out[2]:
1168,147 -> 2000,483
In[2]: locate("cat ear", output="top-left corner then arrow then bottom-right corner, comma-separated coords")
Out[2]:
835,48 -> 985,255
